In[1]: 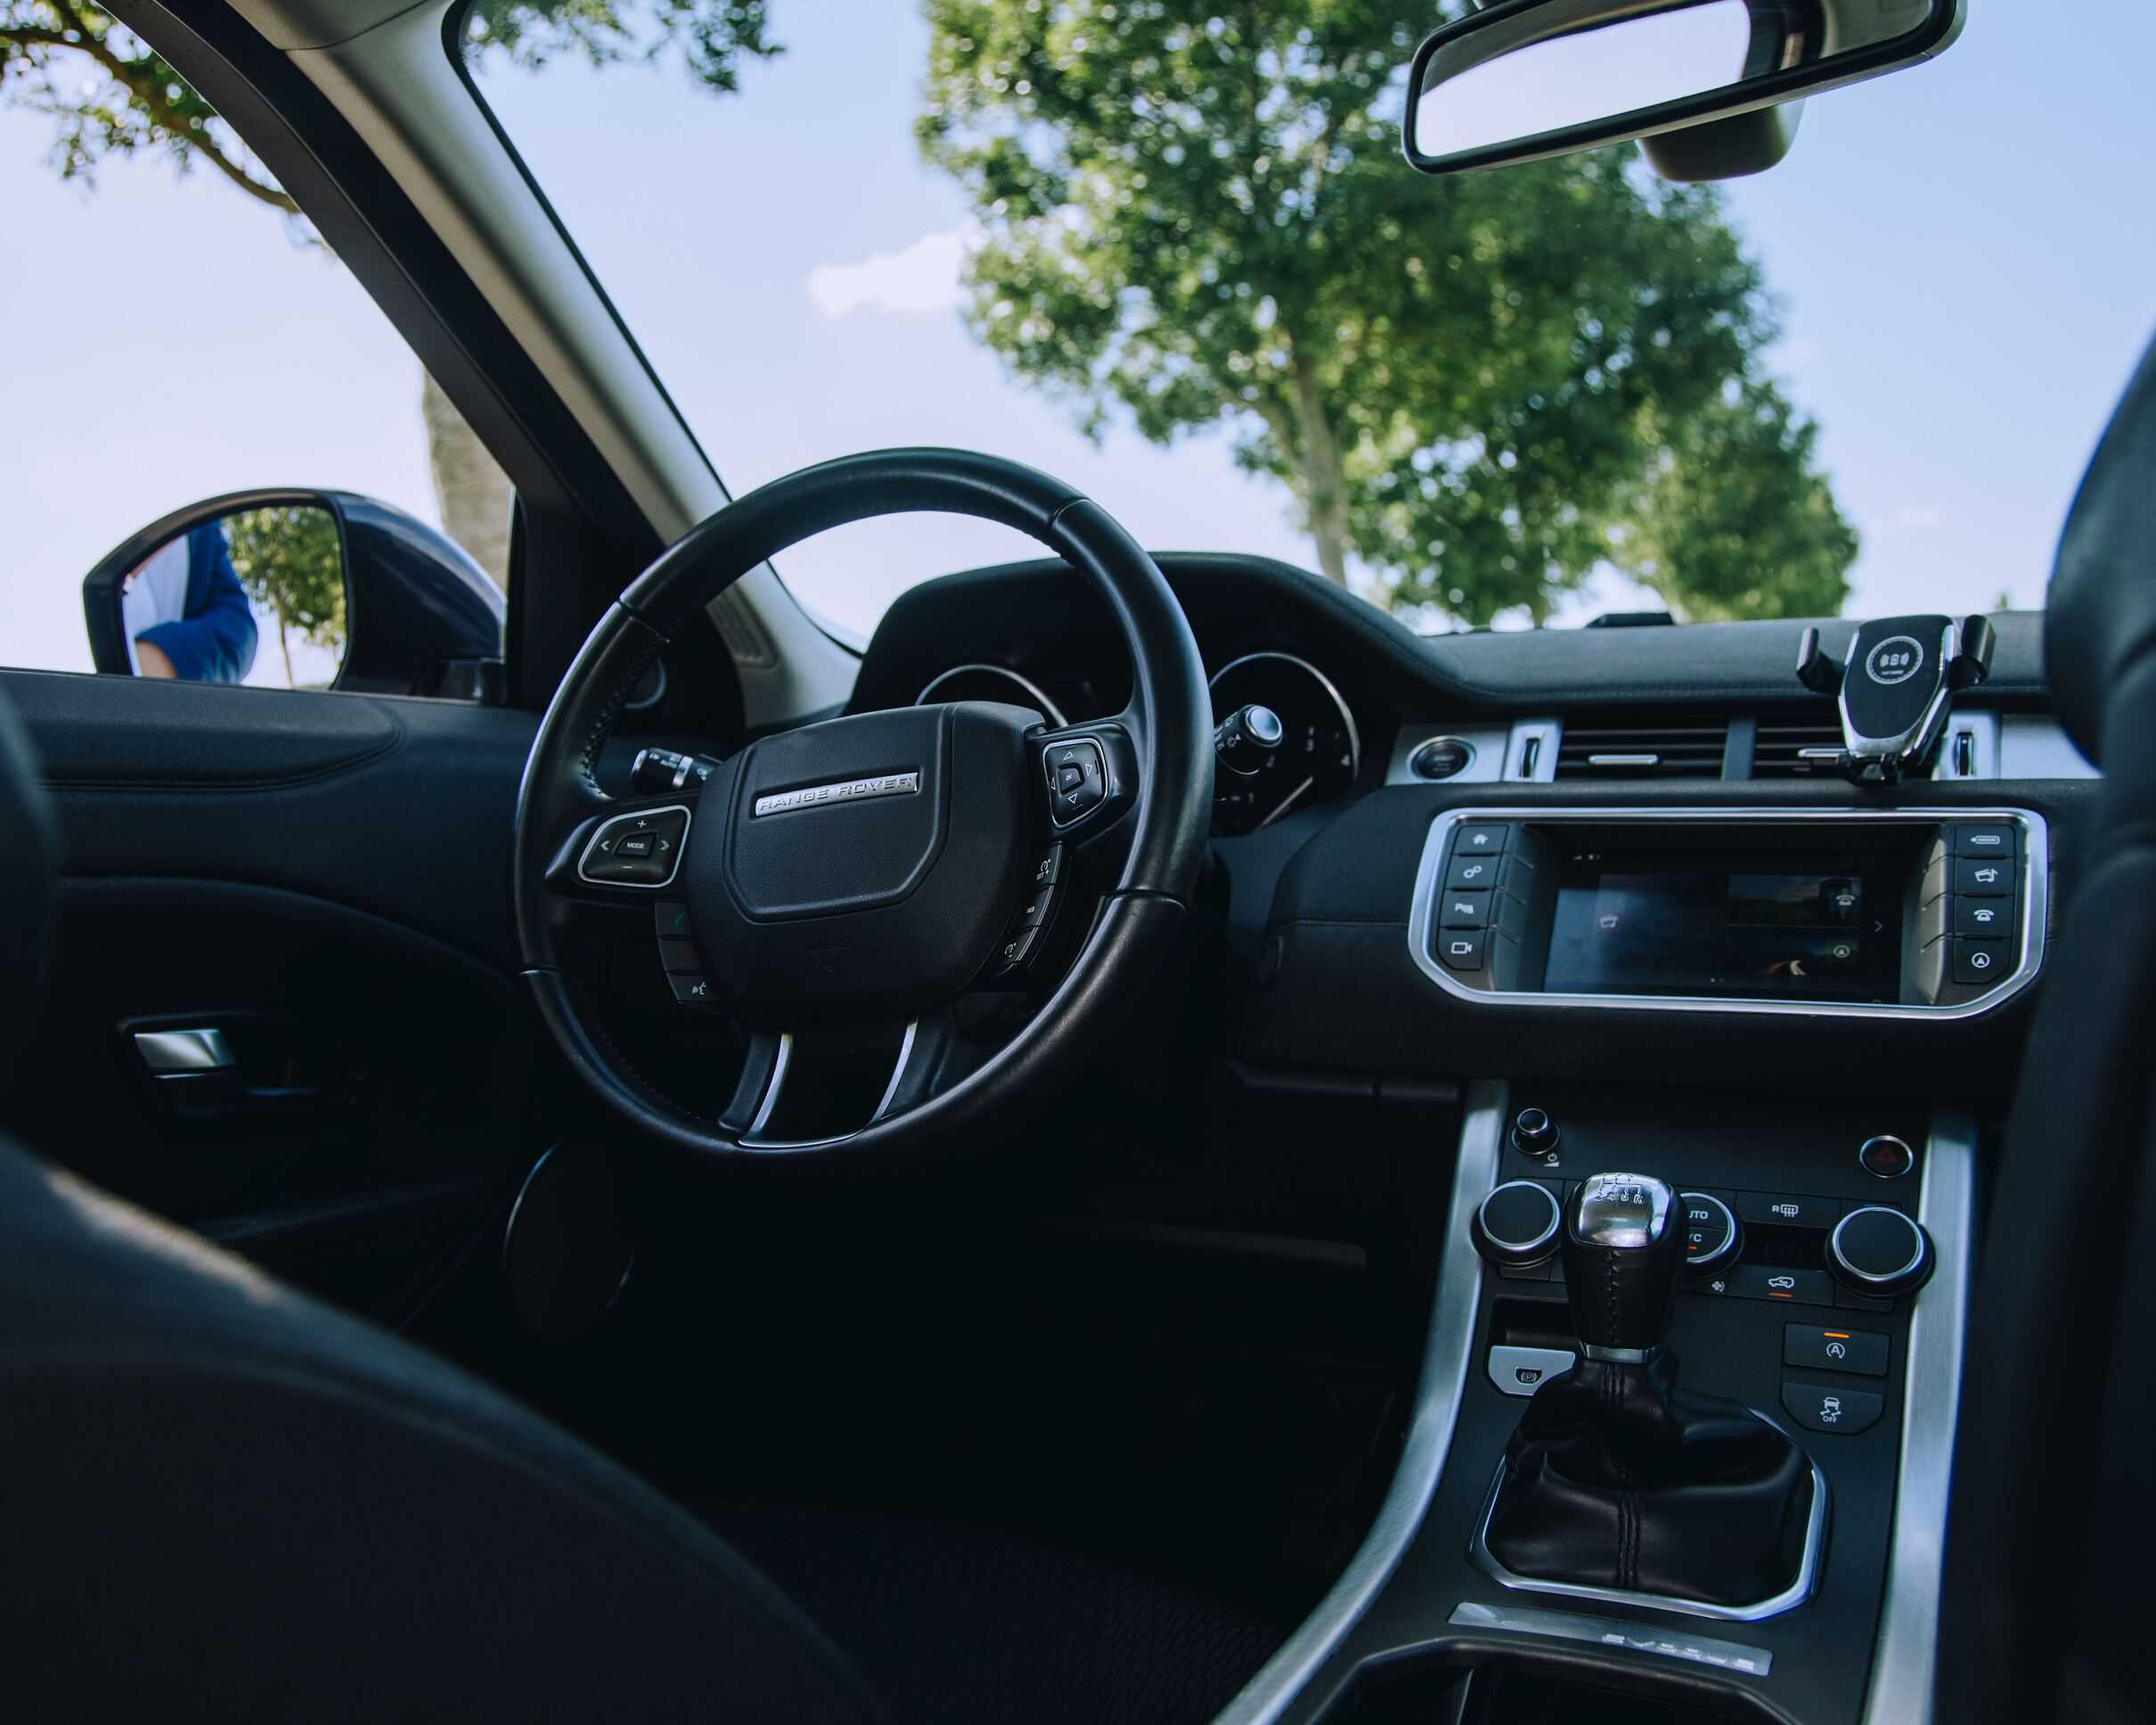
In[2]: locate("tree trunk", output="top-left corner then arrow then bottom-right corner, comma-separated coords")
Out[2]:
421,370 -> 513,589
1286,359 -> 1352,586
274,604 -> 294,689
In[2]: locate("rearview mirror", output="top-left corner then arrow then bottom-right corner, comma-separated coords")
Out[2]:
82,490 -> 505,699
1403,0 -> 1964,176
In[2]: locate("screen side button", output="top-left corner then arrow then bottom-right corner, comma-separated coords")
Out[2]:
1951,824 -> 2016,859
1445,853 -> 1502,892
1439,888 -> 1491,928
1436,928 -> 1487,972
1454,824 -> 1512,858
1952,940 -> 2010,985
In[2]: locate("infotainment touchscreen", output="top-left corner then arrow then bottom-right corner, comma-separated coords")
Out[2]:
1543,853 -> 1903,1001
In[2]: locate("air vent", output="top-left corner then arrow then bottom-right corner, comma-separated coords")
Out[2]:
1553,714 -> 1727,780
1753,718 -> 1849,779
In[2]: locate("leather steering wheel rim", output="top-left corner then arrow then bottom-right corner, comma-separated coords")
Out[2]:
512,448 -> 1213,1162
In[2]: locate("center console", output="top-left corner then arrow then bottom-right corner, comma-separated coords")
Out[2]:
1237,1083 -> 1972,1725
1408,807 -> 2046,1016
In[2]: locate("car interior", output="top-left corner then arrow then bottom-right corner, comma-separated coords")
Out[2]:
2,2 -> 2151,1721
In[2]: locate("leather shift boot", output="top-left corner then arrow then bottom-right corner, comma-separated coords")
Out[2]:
1484,1350 -> 1814,1607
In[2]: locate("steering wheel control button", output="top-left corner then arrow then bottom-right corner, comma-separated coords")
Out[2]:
1031,844 -> 1064,888
1440,888 -> 1492,929
1509,1107 -> 1560,1160
1470,1181 -> 1563,1268
657,937 -> 701,974
1951,823 -> 2016,859
1679,1192 -> 1741,1273
1784,1324 -> 1889,1378
578,805 -> 691,889
1782,1380 -> 1884,1436
654,900 -> 691,939
1454,823 -> 1512,859
1487,1345 -> 1577,1398
1734,1190 -> 1838,1230
1436,928 -> 1487,972
1042,739 -> 1108,825
996,925 -> 1041,970
1729,1265 -> 1833,1306
666,973 -> 716,1005
1954,856 -> 2014,896
1858,1134 -> 1916,1180
1828,1206 -> 1935,1298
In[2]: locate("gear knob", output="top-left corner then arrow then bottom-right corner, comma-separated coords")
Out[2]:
1562,1173 -> 1682,1358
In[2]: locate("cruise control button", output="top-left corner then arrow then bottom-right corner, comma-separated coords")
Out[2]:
1953,898 -> 2011,939
1781,1379 -> 1884,1435
1951,823 -> 2016,859
1445,853 -> 1502,892
1435,928 -> 1487,972
997,924 -> 1040,969
1784,1324 -> 1889,1378
1439,888 -> 1491,929
1454,824 -> 1512,859
1031,845 -> 1064,888
1954,857 -> 2013,897
1017,885 -> 1055,929
1735,1191 -> 1838,1230
1952,940 -> 2009,985
1730,1265 -> 1833,1306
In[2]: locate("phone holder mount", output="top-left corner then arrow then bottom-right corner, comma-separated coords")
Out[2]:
1795,615 -> 1996,785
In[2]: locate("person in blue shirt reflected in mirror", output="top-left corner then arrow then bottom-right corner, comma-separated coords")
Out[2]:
121,520 -> 257,683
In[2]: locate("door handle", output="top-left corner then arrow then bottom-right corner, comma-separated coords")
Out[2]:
133,1027 -> 239,1074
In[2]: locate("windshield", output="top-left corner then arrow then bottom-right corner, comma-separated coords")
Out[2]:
466,3 -> 2154,643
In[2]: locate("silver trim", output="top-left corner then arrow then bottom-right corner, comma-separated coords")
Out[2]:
1580,1342 -> 1662,1365
1447,1600 -> 1772,1677
1407,805 -> 2049,1020
869,1019 -> 919,1123
576,804 -> 692,891
752,772 -> 919,818
1468,1445 -> 1829,1623
1208,652 -> 1362,787
747,1034 -> 795,1137
1212,1083 -> 1503,1725
1586,753 -> 1660,768
1474,1181 -> 1561,1262
916,662 -> 1068,727
1830,1206 -> 1928,1286
1863,1116 -> 1974,1725
1487,1345 -> 1577,1399
132,1027 -> 236,1074
1858,1134 -> 1915,1180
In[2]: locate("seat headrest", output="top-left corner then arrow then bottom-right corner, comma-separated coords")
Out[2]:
0,690 -> 57,1099
2048,327 -> 2156,769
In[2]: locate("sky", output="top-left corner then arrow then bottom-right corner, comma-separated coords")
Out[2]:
5,1 -> 2154,675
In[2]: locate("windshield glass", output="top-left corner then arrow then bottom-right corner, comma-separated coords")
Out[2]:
466,3 -> 2153,642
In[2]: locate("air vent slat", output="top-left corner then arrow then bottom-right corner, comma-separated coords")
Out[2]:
1553,712 -> 1727,781
1753,717 -> 1850,780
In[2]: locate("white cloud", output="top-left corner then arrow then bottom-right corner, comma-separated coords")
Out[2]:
1885,504 -> 1945,531
805,225 -> 975,319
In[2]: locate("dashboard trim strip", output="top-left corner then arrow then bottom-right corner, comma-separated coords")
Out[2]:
1211,1083 -> 1503,1725
1864,1114 -> 1974,1725
1405,805 -> 2049,1020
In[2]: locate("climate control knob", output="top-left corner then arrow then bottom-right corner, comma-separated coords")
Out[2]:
1678,1191 -> 1742,1274
1471,1181 -> 1563,1269
1828,1206 -> 1934,1299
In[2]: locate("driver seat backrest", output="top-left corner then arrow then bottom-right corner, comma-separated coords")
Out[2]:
0,689 -> 878,1721
1937,328 -> 2156,1725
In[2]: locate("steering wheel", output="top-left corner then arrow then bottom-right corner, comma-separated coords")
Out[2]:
514,449 -> 1213,1160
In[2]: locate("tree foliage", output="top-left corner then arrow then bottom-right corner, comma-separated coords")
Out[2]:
225,506 -> 346,687
920,0 -> 1855,623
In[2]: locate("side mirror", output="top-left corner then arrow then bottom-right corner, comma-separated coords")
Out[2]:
81,489 -> 505,699
1402,0 -> 1963,177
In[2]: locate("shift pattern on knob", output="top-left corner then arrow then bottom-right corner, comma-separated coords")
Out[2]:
1563,1173 -> 1682,1354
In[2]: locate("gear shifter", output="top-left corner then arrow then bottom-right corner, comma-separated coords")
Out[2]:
1482,1171 -> 1817,1610
1562,1172 -> 1681,1361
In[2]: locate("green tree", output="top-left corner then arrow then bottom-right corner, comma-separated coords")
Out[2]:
920,0 -> 1855,624
3,2 -> 779,585
223,506 -> 346,689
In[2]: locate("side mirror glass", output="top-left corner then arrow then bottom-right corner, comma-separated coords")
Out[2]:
1403,0 -> 1963,176
82,490 -> 505,699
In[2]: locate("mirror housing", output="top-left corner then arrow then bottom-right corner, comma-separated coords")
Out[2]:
83,489 -> 505,699
1402,0 -> 1963,179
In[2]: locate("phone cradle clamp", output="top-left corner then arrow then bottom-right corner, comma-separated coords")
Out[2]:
1795,615 -> 1996,785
